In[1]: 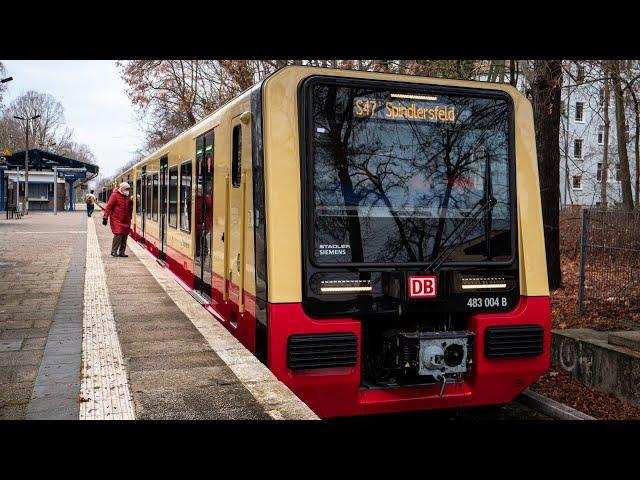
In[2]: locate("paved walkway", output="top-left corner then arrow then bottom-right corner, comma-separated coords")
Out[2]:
0,210 -> 316,420
0,211 -> 87,419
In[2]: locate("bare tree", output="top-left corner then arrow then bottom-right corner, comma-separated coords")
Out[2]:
601,71 -> 611,208
8,91 -> 67,148
610,60 -> 635,210
0,111 -> 23,152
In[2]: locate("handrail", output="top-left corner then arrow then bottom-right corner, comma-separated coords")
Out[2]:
223,174 -> 231,302
239,173 -> 247,314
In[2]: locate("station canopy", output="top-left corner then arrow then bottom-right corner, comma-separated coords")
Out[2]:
3,149 -> 99,175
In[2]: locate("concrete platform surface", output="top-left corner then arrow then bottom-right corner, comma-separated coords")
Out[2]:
1,211 -> 317,420
608,331 -> 640,352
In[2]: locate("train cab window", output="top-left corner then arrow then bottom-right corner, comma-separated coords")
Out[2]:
180,161 -> 192,232
168,166 -> 178,228
307,81 -> 514,265
135,179 -> 141,216
232,125 -> 242,187
146,176 -> 152,220
152,173 -> 158,221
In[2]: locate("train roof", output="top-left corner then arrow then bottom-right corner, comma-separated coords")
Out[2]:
121,65 -> 525,177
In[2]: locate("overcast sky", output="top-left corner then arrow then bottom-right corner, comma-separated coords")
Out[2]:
1,60 -> 144,178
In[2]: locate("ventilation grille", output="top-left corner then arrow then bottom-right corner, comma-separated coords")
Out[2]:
484,325 -> 544,358
287,333 -> 358,370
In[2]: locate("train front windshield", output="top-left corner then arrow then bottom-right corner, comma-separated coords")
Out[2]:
309,81 -> 514,266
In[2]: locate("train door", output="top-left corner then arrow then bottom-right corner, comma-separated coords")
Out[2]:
140,167 -> 146,239
135,177 -> 141,236
194,131 -> 214,299
159,156 -> 168,260
227,113 -> 251,341
128,174 -> 134,233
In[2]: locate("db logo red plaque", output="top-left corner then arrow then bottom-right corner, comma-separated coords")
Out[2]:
408,275 -> 437,299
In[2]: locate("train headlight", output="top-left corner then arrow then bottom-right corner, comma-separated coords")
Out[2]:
319,279 -> 372,294
454,272 -> 516,293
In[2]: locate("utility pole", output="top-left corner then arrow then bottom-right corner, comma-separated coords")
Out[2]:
15,166 -> 20,210
53,166 -> 58,215
13,114 -> 40,215
25,124 -> 29,214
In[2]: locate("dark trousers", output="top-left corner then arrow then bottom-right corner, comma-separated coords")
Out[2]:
87,204 -> 94,217
111,234 -> 128,255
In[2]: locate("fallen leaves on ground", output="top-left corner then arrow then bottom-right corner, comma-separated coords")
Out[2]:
556,209 -> 640,330
530,368 -> 640,420
552,256 -> 640,331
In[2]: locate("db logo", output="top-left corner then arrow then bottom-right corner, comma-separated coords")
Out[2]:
408,275 -> 437,299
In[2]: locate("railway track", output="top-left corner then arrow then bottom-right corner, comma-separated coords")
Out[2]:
339,389 -> 594,421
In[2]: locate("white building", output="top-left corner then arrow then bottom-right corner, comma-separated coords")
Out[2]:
559,63 -> 637,207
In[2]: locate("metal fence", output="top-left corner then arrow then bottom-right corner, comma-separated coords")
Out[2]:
578,209 -> 640,315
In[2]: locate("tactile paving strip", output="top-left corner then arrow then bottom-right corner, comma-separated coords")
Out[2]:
79,220 -> 135,420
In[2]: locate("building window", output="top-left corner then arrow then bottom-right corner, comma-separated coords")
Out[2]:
572,175 -> 582,190
575,102 -> 584,122
599,88 -> 604,105
573,139 -> 583,159
596,163 -> 602,182
598,125 -> 604,145
152,173 -> 158,221
180,161 -> 192,232
616,164 -> 622,182
576,65 -> 585,83
560,101 -> 566,116
168,166 -> 178,228
625,123 -> 630,143
27,183 -> 48,201
232,125 -> 242,188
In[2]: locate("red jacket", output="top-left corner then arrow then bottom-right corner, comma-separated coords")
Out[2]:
195,193 -> 213,235
103,188 -> 133,235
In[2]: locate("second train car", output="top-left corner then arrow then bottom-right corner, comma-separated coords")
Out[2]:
113,66 -> 551,418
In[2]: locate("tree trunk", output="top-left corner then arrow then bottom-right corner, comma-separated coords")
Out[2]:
509,60 -> 517,86
531,60 -> 563,290
601,76 -> 610,208
628,87 -> 640,208
611,60 -> 634,210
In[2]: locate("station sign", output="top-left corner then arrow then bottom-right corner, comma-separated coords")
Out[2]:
56,167 -> 87,180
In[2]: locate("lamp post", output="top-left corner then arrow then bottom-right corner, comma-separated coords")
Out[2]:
13,114 -> 41,215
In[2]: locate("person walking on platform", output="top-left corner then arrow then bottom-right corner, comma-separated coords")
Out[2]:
84,189 -> 97,217
102,182 -> 133,257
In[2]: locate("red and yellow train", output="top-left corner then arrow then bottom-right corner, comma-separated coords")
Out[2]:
109,66 -> 550,418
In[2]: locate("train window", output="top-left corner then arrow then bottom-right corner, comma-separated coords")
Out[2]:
152,173 -> 158,221
307,82 -> 513,265
135,179 -> 141,216
146,176 -> 152,220
180,161 -> 192,232
168,166 -> 178,228
232,125 -> 242,187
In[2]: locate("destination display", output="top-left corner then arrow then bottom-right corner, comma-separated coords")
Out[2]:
354,95 -> 456,122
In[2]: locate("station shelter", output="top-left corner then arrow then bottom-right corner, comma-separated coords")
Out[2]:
0,149 -> 99,212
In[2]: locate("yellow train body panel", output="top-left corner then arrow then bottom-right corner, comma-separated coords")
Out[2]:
113,66 -> 548,304
261,66 -> 549,303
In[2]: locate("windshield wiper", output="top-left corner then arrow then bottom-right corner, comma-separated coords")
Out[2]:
425,196 -> 497,272
426,149 -> 497,272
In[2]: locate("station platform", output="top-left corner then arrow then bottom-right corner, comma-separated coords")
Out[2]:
0,210 -> 317,420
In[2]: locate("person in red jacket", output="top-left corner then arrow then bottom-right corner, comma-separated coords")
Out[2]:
102,182 -> 133,257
